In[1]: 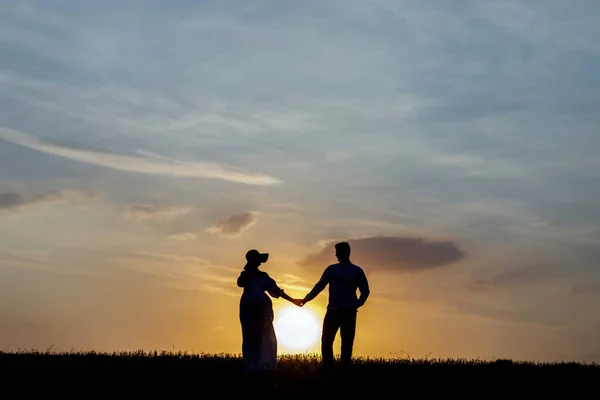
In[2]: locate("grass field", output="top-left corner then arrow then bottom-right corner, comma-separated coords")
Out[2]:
1,350 -> 598,394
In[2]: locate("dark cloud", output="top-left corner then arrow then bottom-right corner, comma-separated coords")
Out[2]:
0,192 -> 25,209
205,211 -> 257,236
450,299 -> 566,328
466,264 -> 564,292
571,284 -> 600,295
298,236 -> 465,274
0,190 -> 93,211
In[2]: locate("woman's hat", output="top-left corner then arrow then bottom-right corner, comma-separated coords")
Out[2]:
245,249 -> 269,263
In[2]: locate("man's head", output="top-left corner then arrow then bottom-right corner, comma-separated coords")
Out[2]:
335,241 -> 351,263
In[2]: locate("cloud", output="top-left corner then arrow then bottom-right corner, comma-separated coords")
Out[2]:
122,251 -> 213,265
0,127 -> 283,185
0,189 -> 94,211
205,211 -> 258,237
571,284 -> 600,295
0,248 -> 55,271
167,232 -> 197,241
122,205 -> 192,221
298,236 -> 465,274
271,273 -> 313,293
373,289 -> 562,328
114,251 -> 239,296
0,193 -> 25,209
466,264 -> 565,292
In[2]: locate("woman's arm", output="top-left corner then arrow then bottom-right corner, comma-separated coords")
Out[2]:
279,290 -> 302,306
237,271 -> 247,287
266,276 -> 301,306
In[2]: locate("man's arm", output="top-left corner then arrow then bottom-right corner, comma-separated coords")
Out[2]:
355,269 -> 370,308
302,268 -> 330,304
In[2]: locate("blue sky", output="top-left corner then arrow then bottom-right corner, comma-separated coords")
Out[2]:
1,0 -> 599,362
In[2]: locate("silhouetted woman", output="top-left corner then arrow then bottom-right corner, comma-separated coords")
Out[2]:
237,249 -> 300,373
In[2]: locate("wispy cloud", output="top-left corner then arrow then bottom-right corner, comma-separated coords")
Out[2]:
166,232 -> 197,241
0,127 -> 283,185
0,247 -> 97,278
0,248 -> 54,271
122,205 -> 192,222
114,251 -> 239,296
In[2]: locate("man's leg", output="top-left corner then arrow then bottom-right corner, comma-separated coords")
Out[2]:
321,310 -> 340,371
339,309 -> 357,366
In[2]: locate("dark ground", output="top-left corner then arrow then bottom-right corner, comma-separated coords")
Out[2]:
1,351 -> 598,395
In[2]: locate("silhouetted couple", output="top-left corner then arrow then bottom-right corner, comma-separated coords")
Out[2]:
237,242 -> 370,374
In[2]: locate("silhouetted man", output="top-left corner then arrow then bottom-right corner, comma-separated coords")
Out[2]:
301,241 -> 370,371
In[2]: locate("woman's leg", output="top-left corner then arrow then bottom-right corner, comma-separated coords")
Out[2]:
255,299 -> 277,371
240,301 -> 262,373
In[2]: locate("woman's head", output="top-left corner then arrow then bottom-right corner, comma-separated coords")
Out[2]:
245,249 -> 269,268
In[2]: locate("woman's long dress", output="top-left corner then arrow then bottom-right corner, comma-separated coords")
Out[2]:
238,269 -> 283,373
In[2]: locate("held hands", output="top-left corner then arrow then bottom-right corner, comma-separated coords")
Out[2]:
291,298 -> 306,307
291,298 -> 304,307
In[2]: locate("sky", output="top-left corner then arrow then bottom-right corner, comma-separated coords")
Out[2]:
1,0 -> 599,363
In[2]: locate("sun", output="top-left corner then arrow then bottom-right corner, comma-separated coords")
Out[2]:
274,306 -> 321,351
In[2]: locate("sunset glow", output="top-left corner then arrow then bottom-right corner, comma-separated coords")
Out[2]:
274,306 -> 321,352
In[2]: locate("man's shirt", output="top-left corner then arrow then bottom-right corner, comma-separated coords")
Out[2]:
304,262 -> 370,311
